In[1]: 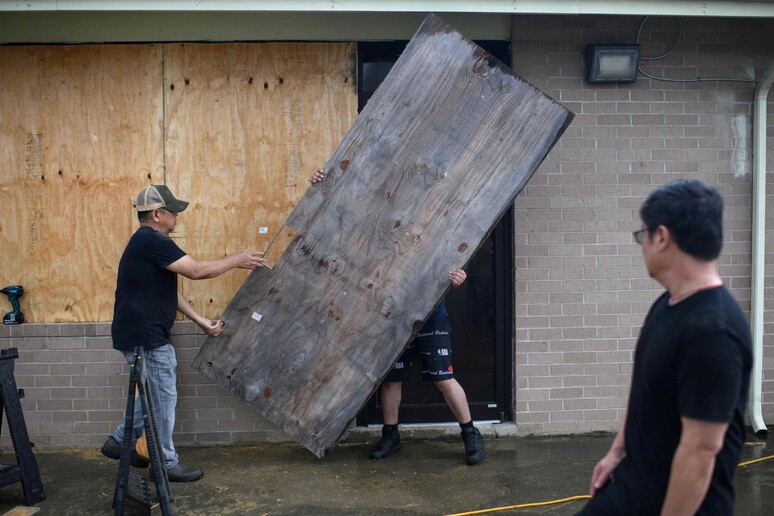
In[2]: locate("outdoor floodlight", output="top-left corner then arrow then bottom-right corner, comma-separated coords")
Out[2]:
585,45 -> 640,83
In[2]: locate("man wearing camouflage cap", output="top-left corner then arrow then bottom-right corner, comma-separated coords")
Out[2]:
101,184 -> 264,482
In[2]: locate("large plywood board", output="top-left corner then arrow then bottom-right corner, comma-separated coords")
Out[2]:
193,14 -> 574,457
164,42 -> 357,320
0,45 -> 163,322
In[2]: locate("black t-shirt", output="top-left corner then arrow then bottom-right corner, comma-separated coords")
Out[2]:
111,226 -> 186,352
614,286 -> 752,515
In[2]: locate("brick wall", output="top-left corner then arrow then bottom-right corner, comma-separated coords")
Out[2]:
0,321 -> 286,450
510,15 -> 774,434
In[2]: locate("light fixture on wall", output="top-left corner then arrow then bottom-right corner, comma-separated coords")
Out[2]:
585,45 -> 640,83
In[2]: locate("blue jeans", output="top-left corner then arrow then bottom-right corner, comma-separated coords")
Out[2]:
112,344 -> 179,469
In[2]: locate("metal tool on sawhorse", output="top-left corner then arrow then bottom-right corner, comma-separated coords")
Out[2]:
0,347 -> 45,506
112,347 -> 173,515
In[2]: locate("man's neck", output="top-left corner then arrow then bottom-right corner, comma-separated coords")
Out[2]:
140,222 -> 170,236
662,259 -> 722,305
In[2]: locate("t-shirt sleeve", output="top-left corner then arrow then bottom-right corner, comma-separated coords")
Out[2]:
145,233 -> 186,269
676,333 -> 744,423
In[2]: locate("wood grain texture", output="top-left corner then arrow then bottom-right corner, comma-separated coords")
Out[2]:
164,42 -> 357,320
0,45 -> 163,322
193,14 -> 574,457
0,42 -> 355,322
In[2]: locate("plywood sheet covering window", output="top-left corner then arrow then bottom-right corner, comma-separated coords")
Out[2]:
193,15 -> 573,458
0,42 -> 355,322
0,45 -> 164,322
163,42 -> 357,320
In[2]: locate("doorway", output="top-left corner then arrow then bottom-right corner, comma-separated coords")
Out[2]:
356,40 -> 514,425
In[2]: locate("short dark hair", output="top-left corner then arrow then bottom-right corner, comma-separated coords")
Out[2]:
137,211 -> 152,223
639,179 -> 723,261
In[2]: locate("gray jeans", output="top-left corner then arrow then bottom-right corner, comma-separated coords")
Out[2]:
112,344 -> 179,468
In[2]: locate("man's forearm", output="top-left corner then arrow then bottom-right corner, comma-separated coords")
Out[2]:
660,444 -> 715,516
186,255 -> 242,279
168,250 -> 263,279
610,423 -> 625,454
177,292 -> 208,327
589,412 -> 627,498
608,410 -> 626,457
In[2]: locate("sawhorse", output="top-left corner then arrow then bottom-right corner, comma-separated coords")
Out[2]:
0,347 -> 45,506
112,346 -> 173,515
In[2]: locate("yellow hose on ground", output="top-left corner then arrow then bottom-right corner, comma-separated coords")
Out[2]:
445,453 -> 774,516
445,495 -> 590,516
738,454 -> 774,467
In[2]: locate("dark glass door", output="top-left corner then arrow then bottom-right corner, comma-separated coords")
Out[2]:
356,41 -> 513,425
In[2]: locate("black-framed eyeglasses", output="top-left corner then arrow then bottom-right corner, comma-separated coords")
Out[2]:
632,228 -> 648,245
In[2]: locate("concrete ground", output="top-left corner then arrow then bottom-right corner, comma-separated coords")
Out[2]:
1,424 -> 773,515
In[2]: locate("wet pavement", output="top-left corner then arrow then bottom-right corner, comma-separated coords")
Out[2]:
0,427 -> 772,515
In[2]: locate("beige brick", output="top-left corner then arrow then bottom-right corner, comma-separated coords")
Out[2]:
550,364 -> 586,376
542,421 -> 582,433
74,399 -> 110,411
562,327 -> 598,340
550,387 -> 584,400
34,376 -> 72,388
517,411 -> 551,424
563,375 -> 597,388
564,398 -> 597,410
584,340 -> 618,352
528,353 -> 565,365
551,410 -> 586,422
528,400 -> 563,412
528,376 -> 564,389
563,352 -> 597,364
584,361 -> 624,375
525,328 -> 563,341
51,410 -> 87,423
585,409 -> 620,421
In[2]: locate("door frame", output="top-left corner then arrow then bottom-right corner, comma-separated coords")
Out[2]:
355,40 -> 514,425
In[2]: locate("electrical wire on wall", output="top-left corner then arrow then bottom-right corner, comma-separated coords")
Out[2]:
636,16 -> 758,85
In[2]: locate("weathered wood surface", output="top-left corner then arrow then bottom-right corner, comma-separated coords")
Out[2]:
193,14 -> 574,457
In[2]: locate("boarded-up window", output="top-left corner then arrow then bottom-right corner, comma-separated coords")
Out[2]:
0,43 -> 356,322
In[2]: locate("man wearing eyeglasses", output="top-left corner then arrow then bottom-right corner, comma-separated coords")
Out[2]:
101,184 -> 265,482
578,179 -> 752,515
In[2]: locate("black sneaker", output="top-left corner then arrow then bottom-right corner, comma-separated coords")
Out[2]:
100,436 -> 149,469
151,463 -> 204,483
369,426 -> 401,459
461,426 -> 485,465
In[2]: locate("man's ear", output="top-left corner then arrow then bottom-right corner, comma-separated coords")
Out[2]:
654,225 -> 671,250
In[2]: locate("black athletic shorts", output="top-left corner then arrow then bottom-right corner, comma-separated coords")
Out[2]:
384,316 -> 454,383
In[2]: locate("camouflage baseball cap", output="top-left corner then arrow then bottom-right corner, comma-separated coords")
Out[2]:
134,185 -> 189,213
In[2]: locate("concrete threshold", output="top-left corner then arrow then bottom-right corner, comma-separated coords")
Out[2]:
344,421 -> 518,443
